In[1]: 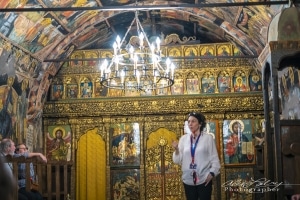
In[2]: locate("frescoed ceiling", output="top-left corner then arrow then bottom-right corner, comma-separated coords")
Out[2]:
0,0 -> 295,120
0,0 -> 290,60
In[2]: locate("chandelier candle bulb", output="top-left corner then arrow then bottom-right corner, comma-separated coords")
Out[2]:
113,42 -> 117,55
136,70 -> 140,86
156,37 -> 160,52
120,70 -> 125,84
150,44 -> 155,54
139,33 -> 144,48
171,63 -> 175,78
116,36 -> 121,50
130,46 -> 134,59
115,56 -> 119,71
134,54 -> 138,70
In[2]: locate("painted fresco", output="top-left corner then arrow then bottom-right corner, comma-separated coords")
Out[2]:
202,77 -> 215,93
224,168 -> 253,200
46,125 -> 72,161
279,66 -> 300,120
3,12 -> 68,54
223,120 -> 255,165
110,123 -> 140,167
0,82 -> 18,139
0,1 -> 281,65
218,76 -> 231,93
51,84 -> 64,100
233,76 -> 247,92
110,169 -> 140,200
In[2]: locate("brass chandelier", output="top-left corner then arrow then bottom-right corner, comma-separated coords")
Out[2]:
99,11 -> 175,92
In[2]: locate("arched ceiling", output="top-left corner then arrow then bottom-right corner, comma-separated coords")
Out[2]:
0,0 -> 289,62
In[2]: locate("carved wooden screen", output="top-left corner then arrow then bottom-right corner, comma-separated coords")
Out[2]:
145,132 -> 183,200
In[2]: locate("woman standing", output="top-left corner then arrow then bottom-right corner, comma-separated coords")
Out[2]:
172,112 -> 220,200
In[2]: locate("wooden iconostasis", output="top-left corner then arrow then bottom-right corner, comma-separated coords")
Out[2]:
43,41 -> 267,200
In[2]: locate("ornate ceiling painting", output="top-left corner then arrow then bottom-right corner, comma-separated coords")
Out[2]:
0,0 -> 288,120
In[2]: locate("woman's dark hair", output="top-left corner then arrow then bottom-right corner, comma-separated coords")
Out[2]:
188,112 -> 207,132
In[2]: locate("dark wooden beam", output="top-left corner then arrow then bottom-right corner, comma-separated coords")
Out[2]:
0,1 -> 289,12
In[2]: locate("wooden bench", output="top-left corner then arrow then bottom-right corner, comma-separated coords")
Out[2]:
4,155 -> 72,200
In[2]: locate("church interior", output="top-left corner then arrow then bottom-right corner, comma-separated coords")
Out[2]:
1,0 -> 300,199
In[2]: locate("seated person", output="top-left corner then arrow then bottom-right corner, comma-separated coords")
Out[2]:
0,155 -> 16,200
15,144 -> 47,200
0,138 -> 28,200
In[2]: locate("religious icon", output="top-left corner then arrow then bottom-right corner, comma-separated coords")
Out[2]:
46,126 -> 71,161
202,77 -> 215,93
171,79 -> 184,95
201,47 -> 214,57
140,80 -> 153,96
186,78 -> 200,94
234,76 -> 247,92
52,84 -> 63,100
249,75 -> 262,91
225,168 -> 253,200
223,119 -> 255,165
80,81 -> 92,98
218,76 -> 231,93
156,79 -> 168,95
218,45 -> 230,56
168,48 -> 181,57
66,84 -> 78,98
84,52 -> 98,66
94,82 -> 108,97
110,123 -> 140,167
111,169 -> 140,200
71,54 -> 82,66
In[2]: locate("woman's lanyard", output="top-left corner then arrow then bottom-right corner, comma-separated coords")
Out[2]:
190,133 -> 201,185
190,133 -> 201,167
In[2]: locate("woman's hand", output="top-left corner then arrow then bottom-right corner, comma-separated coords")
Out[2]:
172,140 -> 178,150
172,140 -> 179,155
204,173 -> 213,186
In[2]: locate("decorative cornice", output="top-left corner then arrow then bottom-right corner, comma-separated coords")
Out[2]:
43,93 -> 263,117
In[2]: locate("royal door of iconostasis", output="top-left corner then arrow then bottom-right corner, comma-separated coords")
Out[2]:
144,123 -> 183,199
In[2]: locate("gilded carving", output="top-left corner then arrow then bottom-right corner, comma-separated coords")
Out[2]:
43,42 -> 266,200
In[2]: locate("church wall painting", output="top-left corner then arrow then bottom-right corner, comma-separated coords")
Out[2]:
171,78 -> 184,95
249,74 -> 262,91
51,84 -> 64,100
66,84 -> 78,99
110,123 -> 140,167
94,81 -> 108,97
202,77 -> 215,93
233,76 -> 247,92
186,78 -> 200,94
110,168 -> 140,200
279,66 -> 300,120
224,167 -> 254,200
218,76 -> 231,93
46,125 -> 72,161
223,119 -> 255,166
80,81 -> 93,98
